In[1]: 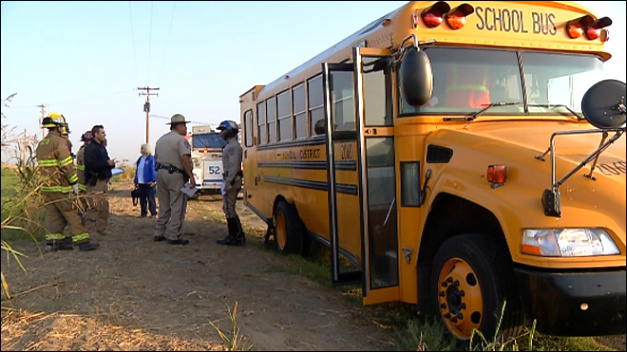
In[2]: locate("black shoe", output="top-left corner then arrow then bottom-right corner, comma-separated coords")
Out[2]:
78,241 -> 99,251
216,235 -> 241,246
57,237 -> 74,250
167,238 -> 189,245
154,235 -> 166,242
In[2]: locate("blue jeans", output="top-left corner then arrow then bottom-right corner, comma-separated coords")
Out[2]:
138,183 -> 157,216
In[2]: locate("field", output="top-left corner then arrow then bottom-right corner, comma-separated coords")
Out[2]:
1,174 -> 625,351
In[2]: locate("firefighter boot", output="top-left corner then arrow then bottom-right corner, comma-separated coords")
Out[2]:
235,216 -> 246,245
78,241 -> 99,251
45,240 -> 58,252
216,218 -> 239,245
57,236 -> 74,250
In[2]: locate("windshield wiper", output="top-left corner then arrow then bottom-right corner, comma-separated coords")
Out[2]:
527,104 -> 584,120
466,102 -> 522,121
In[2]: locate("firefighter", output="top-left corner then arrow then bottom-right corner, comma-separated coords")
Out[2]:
76,131 -> 92,224
444,64 -> 491,108
76,131 -> 92,193
35,113 -> 99,251
215,120 -> 245,246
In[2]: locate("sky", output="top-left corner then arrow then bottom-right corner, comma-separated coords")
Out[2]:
1,1 -> 625,165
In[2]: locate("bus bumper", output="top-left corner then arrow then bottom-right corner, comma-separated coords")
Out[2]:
514,267 -> 626,336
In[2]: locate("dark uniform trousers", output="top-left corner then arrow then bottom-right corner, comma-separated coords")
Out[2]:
155,169 -> 187,240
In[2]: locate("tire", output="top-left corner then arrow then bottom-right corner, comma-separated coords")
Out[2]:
430,234 -> 522,342
274,201 -> 304,254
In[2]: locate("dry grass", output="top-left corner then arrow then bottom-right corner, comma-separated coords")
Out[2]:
1,307 -> 225,351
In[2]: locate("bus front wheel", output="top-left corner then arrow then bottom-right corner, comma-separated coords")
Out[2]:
274,201 -> 304,254
430,233 -> 519,342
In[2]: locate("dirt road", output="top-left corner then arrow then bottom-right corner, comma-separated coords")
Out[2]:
1,181 -> 397,351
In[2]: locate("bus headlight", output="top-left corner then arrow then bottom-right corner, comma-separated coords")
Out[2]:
522,229 -> 620,257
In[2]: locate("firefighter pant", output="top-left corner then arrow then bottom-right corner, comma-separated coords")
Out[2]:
222,175 -> 242,218
43,192 -> 90,243
155,169 -> 187,240
86,178 -> 109,235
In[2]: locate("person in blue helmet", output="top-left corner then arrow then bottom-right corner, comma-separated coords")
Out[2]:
215,120 -> 245,246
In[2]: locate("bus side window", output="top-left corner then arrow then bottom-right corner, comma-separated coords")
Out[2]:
257,101 -> 266,145
308,75 -> 324,137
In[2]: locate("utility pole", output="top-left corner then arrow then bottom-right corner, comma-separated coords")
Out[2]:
37,104 -> 46,138
137,86 -> 159,144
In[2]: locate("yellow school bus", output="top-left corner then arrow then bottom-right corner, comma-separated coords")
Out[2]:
239,1 -> 626,341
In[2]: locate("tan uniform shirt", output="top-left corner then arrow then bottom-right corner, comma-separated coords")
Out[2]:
222,138 -> 242,185
155,131 -> 191,170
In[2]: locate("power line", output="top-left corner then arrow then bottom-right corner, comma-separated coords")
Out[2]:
157,2 -> 177,86
128,1 -> 139,85
9,90 -> 133,109
148,1 -> 154,83
150,114 -> 211,126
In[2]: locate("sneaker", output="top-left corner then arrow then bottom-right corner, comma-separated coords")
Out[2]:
167,238 -> 189,245
154,235 -> 166,242
78,241 -> 99,251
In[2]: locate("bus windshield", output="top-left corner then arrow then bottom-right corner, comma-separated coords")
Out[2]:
191,133 -> 226,149
399,48 -> 604,117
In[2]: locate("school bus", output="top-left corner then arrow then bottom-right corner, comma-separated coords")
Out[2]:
239,1 -> 626,341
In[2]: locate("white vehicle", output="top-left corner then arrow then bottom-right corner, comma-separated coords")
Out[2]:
189,125 -> 226,194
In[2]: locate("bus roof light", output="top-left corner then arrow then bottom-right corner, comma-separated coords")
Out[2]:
445,4 -> 474,30
421,1 -> 451,28
566,15 -> 593,39
585,17 -> 612,41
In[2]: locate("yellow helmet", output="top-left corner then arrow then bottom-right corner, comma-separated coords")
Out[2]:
61,123 -> 70,135
41,112 -> 67,129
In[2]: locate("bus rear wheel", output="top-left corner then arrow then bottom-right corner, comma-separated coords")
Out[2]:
430,233 -> 519,342
274,200 -> 304,254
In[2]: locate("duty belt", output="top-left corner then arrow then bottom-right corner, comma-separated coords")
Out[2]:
156,162 -> 185,174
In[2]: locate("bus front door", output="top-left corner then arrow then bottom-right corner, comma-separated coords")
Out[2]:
354,47 -> 400,304
323,62 -> 363,286
322,47 -> 400,304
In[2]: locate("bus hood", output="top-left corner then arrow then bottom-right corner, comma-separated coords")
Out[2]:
426,120 -> 626,244
461,120 -> 626,165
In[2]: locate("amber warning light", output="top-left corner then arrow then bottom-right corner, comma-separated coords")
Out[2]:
419,2 -> 475,30
487,164 -> 507,188
566,15 -> 612,41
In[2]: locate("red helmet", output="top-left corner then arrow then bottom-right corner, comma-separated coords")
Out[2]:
80,131 -> 92,142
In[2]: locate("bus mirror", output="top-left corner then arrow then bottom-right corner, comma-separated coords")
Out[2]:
399,47 -> 433,107
581,79 -> 626,129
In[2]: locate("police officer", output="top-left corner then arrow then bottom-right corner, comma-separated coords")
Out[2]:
215,120 -> 245,246
154,113 -> 196,245
35,112 -> 98,251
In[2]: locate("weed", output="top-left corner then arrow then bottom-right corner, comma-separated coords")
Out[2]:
208,301 -> 253,351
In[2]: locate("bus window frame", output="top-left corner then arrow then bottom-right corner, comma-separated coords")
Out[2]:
244,109 -> 253,147
277,88 -> 292,142
292,82 -> 307,140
